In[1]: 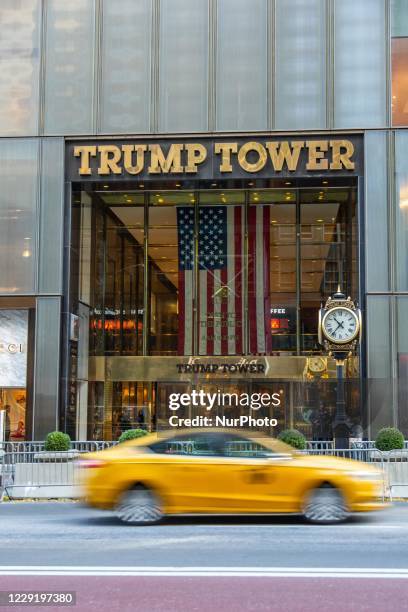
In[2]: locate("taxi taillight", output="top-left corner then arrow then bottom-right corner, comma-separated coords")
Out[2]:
77,459 -> 107,469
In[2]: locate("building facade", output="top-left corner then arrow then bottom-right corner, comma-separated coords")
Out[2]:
0,0 -> 407,442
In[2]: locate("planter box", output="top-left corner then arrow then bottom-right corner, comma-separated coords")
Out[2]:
33,451 -> 80,462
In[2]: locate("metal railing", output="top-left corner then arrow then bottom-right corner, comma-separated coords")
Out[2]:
1,439 -> 408,502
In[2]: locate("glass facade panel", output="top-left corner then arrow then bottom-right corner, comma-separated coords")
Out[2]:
366,296 -> 393,435
300,188 -> 358,352
38,138 -> 64,294
275,0 -> 326,130
100,0 -> 152,134
0,0 -> 41,136
216,0 -> 267,131
159,0 -> 208,132
148,192 -> 193,355
397,297 -> 408,433
0,139 -> 38,294
334,0 -> 386,128
33,297 -> 60,439
44,0 -> 95,135
71,190 -> 145,358
365,131 -> 389,291
395,130 -> 408,290
198,194 -> 245,356
392,0 -> 408,37
392,0 -> 408,125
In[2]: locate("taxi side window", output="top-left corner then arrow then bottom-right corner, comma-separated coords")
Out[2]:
149,434 -> 224,456
223,436 -> 273,458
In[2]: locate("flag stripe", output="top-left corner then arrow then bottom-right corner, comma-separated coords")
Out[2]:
221,266 -> 229,355
178,271 -> 185,355
199,270 -> 207,355
206,271 -> 214,355
184,270 -> 193,355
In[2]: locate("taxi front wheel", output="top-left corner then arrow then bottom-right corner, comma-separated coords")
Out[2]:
302,484 -> 349,524
115,485 -> 164,525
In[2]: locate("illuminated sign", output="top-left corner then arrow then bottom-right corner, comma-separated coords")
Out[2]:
69,137 -> 360,180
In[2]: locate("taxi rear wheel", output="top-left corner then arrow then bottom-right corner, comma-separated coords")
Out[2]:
302,484 -> 349,524
115,485 -> 163,525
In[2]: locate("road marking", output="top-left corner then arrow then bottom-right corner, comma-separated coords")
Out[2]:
1,567 -> 408,579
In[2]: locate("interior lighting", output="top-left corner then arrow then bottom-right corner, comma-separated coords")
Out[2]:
139,184 -> 144,188
316,219 -> 324,223
103,185 -> 109,189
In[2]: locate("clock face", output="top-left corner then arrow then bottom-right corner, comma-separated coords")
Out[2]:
322,307 -> 359,344
309,357 -> 326,373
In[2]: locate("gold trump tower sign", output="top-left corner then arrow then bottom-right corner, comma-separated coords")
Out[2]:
72,138 -> 357,178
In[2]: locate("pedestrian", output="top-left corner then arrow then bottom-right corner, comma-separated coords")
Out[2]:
3,404 -> 11,441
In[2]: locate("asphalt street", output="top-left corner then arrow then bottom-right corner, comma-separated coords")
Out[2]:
0,501 -> 407,567
0,503 -> 408,611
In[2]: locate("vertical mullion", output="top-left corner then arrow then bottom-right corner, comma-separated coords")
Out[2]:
296,189 -> 301,355
208,0 -> 216,131
193,192 -> 200,355
326,0 -> 334,130
143,193 -> 149,356
267,0 -> 275,130
244,190 -> 249,355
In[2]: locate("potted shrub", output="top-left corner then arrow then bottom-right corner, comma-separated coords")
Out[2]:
375,427 -> 405,452
278,429 -> 307,450
118,428 -> 148,444
375,427 -> 407,499
36,431 -> 78,461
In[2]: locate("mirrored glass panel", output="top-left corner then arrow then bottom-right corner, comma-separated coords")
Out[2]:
395,122 -> 408,291
392,0 -> 408,125
334,0 -> 386,128
159,0 -> 208,132
275,0 -> 326,130
100,0 -> 152,133
0,0 -> 41,135
0,139 -> 38,294
44,0 -> 95,134
216,0 -> 267,130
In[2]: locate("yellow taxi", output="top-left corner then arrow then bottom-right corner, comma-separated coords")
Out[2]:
77,428 -> 386,525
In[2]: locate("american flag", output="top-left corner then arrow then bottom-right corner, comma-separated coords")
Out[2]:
177,205 -> 270,355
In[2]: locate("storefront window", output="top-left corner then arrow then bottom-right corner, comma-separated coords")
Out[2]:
71,182 -> 359,438
198,192 -> 245,355
0,310 -> 29,442
300,188 -> 358,352
148,192 -> 193,355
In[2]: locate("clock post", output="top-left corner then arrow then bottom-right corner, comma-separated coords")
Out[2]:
318,288 -> 362,449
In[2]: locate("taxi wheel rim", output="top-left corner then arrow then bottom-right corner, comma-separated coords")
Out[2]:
303,486 -> 348,524
116,488 -> 163,525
